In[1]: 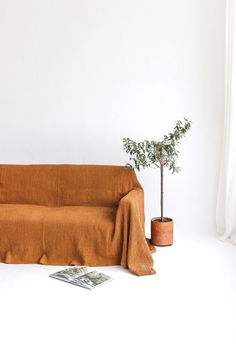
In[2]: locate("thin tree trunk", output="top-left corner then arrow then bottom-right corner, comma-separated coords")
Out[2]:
160,164 -> 164,222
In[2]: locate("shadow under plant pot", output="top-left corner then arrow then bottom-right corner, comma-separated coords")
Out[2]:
151,217 -> 173,246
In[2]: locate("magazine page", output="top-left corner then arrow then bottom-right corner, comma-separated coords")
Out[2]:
49,267 -> 112,289
72,271 -> 112,290
49,266 -> 90,283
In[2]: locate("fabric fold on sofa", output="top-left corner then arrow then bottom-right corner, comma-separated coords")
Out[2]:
115,189 -> 156,276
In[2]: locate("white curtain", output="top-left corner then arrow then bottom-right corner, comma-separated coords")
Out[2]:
216,0 -> 236,243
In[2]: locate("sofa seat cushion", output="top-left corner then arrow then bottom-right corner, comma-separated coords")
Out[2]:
0,204 -> 118,266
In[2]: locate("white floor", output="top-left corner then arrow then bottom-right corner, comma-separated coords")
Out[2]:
0,233 -> 235,354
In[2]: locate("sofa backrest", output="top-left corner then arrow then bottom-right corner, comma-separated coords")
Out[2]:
0,165 -> 141,207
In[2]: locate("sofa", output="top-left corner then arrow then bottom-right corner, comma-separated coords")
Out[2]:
0,164 -> 155,275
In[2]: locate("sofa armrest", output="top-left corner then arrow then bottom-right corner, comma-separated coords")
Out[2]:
114,188 -> 155,276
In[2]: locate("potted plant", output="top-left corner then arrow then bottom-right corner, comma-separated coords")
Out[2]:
123,118 -> 191,246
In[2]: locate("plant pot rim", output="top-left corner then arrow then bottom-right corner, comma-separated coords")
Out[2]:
151,217 -> 173,223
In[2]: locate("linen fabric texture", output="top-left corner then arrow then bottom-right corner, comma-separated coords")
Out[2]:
0,165 -> 155,275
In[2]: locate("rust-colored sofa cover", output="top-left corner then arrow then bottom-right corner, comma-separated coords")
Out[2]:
0,165 -> 155,275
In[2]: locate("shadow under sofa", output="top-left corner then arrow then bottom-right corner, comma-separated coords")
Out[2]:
0,164 -> 155,276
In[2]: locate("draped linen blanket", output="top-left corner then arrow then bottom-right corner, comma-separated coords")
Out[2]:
0,164 -> 155,275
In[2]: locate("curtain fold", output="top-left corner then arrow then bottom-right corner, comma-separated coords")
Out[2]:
216,0 -> 236,242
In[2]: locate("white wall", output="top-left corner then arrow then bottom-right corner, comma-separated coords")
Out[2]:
0,0 -> 225,236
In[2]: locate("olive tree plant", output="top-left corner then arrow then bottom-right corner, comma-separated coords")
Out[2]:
123,119 -> 192,222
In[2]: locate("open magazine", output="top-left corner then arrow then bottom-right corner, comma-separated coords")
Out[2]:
49,266 -> 112,290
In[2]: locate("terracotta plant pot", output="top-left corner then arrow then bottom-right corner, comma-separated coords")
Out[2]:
151,217 -> 173,246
